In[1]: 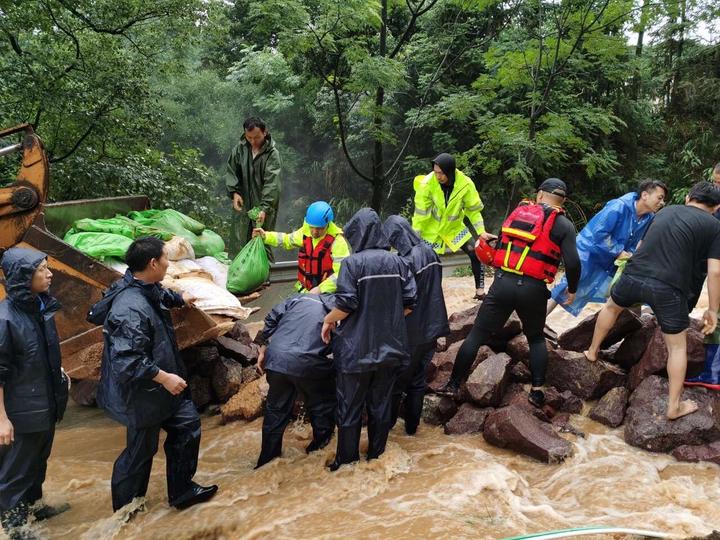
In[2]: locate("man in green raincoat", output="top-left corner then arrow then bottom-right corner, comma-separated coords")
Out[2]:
225,117 -> 282,257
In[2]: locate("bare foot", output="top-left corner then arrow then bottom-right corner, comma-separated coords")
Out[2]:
583,349 -> 597,362
667,399 -> 699,420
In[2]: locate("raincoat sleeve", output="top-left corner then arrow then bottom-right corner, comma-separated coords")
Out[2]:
262,298 -> 290,343
463,182 -> 485,235
582,199 -> 626,261
334,259 -> 359,314
108,308 -> 159,383
260,149 -> 281,214
161,288 -> 184,309
224,144 -> 242,198
0,320 -> 11,386
402,262 -> 418,310
318,234 -> 351,294
412,175 -> 434,234
264,227 -> 304,249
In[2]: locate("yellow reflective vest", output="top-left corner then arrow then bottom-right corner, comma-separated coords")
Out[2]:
263,221 -> 349,293
411,169 -> 485,253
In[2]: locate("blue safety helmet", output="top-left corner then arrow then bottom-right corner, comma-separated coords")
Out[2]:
305,201 -> 334,227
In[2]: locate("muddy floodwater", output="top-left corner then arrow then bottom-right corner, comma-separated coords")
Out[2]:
17,277 -> 720,540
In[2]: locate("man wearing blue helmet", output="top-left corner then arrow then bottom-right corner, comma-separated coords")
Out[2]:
253,201 -> 351,294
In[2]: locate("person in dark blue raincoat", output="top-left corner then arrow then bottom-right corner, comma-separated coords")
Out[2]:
87,237 -> 217,513
548,179 -> 667,320
321,209 -> 417,470
382,216 -> 449,435
0,248 -> 70,537
255,293 -> 336,468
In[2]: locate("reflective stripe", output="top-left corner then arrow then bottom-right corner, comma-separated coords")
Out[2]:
466,203 -> 483,212
502,227 -> 536,241
414,207 -> 431,216
327,274 -> 338,283
472,220 -> 484,231
333,256 -> 347,263
357,273 -> 404,283
299,296 -> 324,305
446,214 -> 461,222
277,232 -> 286,245
416,261 -> 441,274
431,208 -> 442,222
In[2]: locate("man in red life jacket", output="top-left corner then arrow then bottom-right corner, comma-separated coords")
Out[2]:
441,179 -> 581,407
253,201 -> 350,293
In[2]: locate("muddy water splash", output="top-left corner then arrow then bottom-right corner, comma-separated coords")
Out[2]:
19,278 -> 720,539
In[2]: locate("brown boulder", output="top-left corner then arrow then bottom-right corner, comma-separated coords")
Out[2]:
628,327 -> 705,390
558,309 -> 642,352
220,376 -> 268,423
671,441 -> 720,465
461,353 -> 512,407
211,357 -> 244,402
483,405 -> 574,463
613,314 -> 657,370
544,387 -> 584,414
215,335 -> 258,365
510,361 -> 532,384
624,376 -> 720,452
545,349 -> 626,399
426,342 -> 494,393
421,395 -> 458,425
444,404 -> 494,435
182,344 -> 219,377
227,321 -> 253,344
189,375 -> 213,409
589,387 -> 629,428
242,366 -> 261,386
436,337 -> 448,352
500,384 -> 551,422
70,379 -> 98,407
551,413 -> 585,437
445,304 -> 480,347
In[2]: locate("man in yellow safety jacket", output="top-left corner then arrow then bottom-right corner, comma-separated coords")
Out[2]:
253,201 -> 350,294
412,153 -> 493,299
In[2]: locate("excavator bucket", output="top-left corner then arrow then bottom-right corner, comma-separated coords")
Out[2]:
0,125 -> 233,379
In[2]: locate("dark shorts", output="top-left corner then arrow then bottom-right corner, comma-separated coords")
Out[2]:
610,273 -> 688,334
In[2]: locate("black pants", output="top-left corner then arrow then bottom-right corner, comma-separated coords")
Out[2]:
449,270 -> 550,387
391,343 -> 435,434
459,241 -> 485,290
0,427 -> 55,528
257,370 -> 336,468
334,365 -> 397,466
111,399 -> 200,511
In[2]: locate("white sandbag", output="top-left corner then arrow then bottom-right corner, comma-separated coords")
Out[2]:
105,259 -> 128,275
194,256 -> 229,288
166,259 -> 213,281
162,275 -> 254,320
165,236 -> 195,261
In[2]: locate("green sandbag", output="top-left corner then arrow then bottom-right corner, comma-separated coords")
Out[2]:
197,229 -> 225,257
70,216 -> 172,240
129,209 -> 205,234
64,232 -> 134,260
609,258 -> 627,291
227,236 -> 269,294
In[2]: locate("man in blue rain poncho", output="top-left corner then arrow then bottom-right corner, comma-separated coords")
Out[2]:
321,209 -> 417,471
382,216 -> 449,435
547,179 -> 667,325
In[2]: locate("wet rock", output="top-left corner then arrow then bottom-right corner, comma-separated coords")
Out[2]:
242,366 -> 261,386
215,335 -> 258,365
545,349 -> 626,399
483,405 -> 574,463
624,376 -> 720,453
445,304 -> 480,347
544,387 -> 584,414
70,379 -> 98,407
628,327 -> 705,390
227,321 -> 253,344
510,361 -> 532,384
426,342 -> 494,393
220,376 -> 268,423
211,357 -> 244,403
189,374 -> 213,409
551,413 -> 585,437
506,334 -> 554,367
436,337 -> 448,352
182,344 -> 219,377
500,384 -> 551,422
461,353 -> 512,407
589,387 -> 629,428
444,404 -> 494,435
671,441 -> 720,465
558,309 -> 642,352
421,395 -> 458,425
613,314 -> 657,370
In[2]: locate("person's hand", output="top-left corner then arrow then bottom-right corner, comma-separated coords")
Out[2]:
181,292 -> 197,305
0,416 -> 14,446
256,347 -> 266,375
404,308 -> 413,316
321,321 -> 335,344
232,193 -> 243,212
702,309 -> 718,335
308,286 -> 321,294
257,210 -> 266,226
563,292 -> 576,306
480,232 -> 497,241
252,228 -> 266,239
617,251 -> 632,261
157,372 -> 187,395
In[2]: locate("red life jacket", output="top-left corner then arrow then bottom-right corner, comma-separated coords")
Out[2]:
491,202 -> 563,283
298,233 -> 336,290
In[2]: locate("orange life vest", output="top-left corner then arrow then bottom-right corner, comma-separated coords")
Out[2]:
298,234 -> 335,290
491,202 -> 563,283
